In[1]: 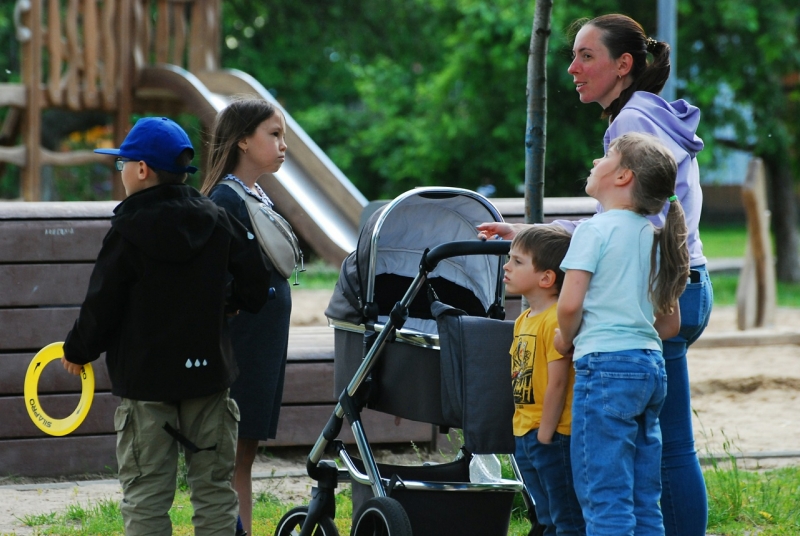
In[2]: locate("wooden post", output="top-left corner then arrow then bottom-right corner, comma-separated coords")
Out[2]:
736,158 -> 777,329
20,0 -> 42,201
112,0 -> 134,201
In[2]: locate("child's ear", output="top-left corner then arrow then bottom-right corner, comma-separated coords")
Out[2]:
136,161 -> 150,180
539,269 -> 557,289
616,168 -> 635,187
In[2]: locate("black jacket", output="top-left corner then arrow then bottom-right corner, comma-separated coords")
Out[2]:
63,183 -> 272,401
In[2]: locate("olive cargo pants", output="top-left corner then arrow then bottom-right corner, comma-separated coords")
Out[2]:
114,390 -> 239,536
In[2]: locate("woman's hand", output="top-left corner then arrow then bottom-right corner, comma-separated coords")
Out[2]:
476,222 -> 524,241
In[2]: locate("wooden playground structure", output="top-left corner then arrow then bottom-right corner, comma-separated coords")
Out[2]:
1,0 -> 366,265
3,0 -> 223,201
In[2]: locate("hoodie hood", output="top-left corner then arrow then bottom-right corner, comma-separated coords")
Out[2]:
616,91 -> 704,158
112,184 -> 220,263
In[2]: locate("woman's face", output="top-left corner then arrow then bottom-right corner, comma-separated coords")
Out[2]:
567,25 -> 627,109
239,111 -> 287,174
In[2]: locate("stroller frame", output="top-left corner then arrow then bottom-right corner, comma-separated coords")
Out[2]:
288,188 -> 532,536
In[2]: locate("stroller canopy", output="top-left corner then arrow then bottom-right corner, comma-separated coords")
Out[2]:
325,188 -> 505,325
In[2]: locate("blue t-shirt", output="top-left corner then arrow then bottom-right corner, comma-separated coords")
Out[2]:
560,210 -> 662,359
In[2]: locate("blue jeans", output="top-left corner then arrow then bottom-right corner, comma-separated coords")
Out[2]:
516,431 -> 585,536
660,265 -> 713,536
572,350 -> 667,536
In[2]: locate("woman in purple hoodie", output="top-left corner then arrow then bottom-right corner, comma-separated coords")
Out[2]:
479,14 -> 711,536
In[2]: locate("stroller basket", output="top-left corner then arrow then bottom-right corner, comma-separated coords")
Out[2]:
344,450 -> 519,536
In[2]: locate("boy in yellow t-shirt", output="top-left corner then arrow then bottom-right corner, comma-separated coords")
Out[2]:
505,226 -> 585,535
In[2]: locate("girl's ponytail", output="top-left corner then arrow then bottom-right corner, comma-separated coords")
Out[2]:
650,198 -> 690,315
613,132 -> 690,314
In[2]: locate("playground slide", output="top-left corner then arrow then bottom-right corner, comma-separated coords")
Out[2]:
134,64 -> 367,266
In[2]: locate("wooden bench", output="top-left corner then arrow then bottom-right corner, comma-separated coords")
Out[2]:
0,202 -> 435,478
0,198 -> 594,478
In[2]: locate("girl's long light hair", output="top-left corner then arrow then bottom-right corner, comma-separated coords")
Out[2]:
200,97 -> 277,195
613,132 -> 689,314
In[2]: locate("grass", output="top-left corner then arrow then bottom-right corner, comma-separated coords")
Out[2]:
700,433 -> 800,536
291,258 -> 341,290
17,458 -> 800,535
700,224 -> 800,307
700,224 -> 749,259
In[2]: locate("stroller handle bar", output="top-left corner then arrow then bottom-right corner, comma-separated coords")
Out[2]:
422,240 -> 511,272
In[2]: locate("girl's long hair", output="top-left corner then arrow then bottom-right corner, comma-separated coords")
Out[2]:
613,132 -> 689,315
200,97 -> 277,195
569,14 -> 671,121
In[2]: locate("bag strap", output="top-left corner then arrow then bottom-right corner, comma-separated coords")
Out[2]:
220,180 -> 249,201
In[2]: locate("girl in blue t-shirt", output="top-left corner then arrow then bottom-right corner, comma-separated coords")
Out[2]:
554,132 -> 689,536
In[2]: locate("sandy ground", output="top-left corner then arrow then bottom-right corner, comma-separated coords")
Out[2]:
1,291 -> 799,535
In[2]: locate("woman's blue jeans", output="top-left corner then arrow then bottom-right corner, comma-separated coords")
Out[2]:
660,265 -> 713,536
571,349 -> 667,536
515,431 -> 585,536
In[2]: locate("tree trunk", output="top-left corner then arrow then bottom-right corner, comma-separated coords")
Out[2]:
765,155 -> 800,282
524,0 -> 552,225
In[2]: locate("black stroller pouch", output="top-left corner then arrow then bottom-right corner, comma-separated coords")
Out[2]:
349,455 -> 517,536
433,301 -> 516,455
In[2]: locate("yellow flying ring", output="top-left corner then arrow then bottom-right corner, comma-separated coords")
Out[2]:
24,342 -> 94,436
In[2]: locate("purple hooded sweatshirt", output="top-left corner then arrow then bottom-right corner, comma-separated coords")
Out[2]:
556,91 -> 707,267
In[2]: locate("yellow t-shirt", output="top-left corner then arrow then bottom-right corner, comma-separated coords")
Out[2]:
509,303 -> 575,436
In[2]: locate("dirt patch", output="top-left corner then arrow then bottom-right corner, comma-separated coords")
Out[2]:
686,307 -> 800,463
691,375 -> 800,396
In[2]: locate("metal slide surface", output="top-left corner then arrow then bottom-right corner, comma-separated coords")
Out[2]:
135,64 -> 366,265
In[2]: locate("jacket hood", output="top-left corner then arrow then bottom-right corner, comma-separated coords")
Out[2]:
621,92 -> 704,157
112,184 -> 220,262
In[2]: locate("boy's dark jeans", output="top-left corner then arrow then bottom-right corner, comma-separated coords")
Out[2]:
515,430 -> 586,536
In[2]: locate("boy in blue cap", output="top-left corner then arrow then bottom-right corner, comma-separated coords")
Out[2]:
61,117 -> 272,536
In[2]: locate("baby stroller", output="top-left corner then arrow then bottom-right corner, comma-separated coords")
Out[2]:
274,187 -> 540,536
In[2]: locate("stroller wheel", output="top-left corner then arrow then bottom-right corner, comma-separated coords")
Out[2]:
351,497 -> 412,536
274,505 -> 339,536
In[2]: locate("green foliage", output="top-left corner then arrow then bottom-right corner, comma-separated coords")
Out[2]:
679,0 -> 800,165
221,1 -> 534,198
214,0 -> 800,207
1,0 -> 799,240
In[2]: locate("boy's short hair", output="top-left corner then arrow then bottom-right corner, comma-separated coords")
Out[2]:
152,149 -> 195,184
94,117 -> 197,183
511,225 -> 572,292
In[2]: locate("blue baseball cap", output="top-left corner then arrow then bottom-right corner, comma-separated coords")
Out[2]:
95,117 -> 198,174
